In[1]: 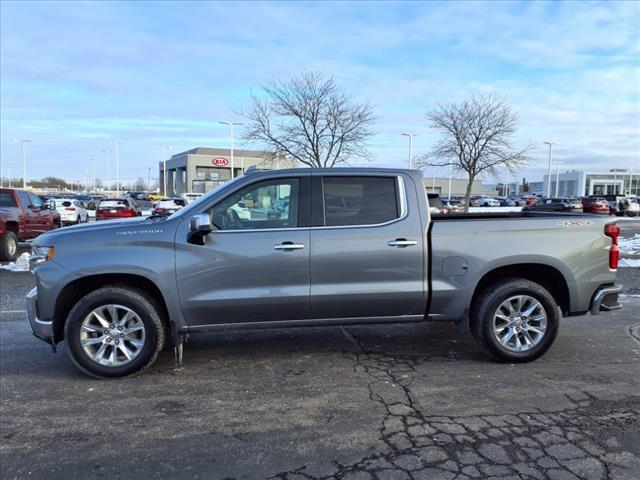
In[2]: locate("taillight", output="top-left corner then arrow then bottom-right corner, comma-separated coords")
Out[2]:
123,209 -> 135,217
65,207 -> 76,211
605,223 -> 620,269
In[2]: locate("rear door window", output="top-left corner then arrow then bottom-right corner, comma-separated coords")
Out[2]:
0,192 -> 18,207
322,176 -> 399,226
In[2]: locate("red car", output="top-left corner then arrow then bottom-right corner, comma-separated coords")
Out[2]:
95,198 -> 140,221
581,196 -> 610,214
1,188 -> 61,261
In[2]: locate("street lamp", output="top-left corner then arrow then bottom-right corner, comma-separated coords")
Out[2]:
544,141 -> 556,197
219,121 -> 243,178
156,145 -> 172,196
13,139 -> 32,189
101,149 -> 112,192
110,141 -> 123,195
401,133 -> 416,169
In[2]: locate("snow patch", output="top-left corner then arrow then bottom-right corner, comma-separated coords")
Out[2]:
0,252 -> 31,272
619,258 -> 640,268
619,234 -> 640,256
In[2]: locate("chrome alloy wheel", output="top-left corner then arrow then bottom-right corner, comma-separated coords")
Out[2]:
6,236 -> 17,258
492,295 -> 547,352
80,304 -> 146,366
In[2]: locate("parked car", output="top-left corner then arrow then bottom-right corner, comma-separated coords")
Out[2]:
497,197 -> 517,207
95,198 -> 140,221
582,196 -> 610,214
524,198 -> 574,212
26,168 -> 622,377
47,199 -> 89,225
181,193 -> 204,204
625,198 -> 640,217
477,197 -> 500,207
444,198 -> 464,212
0,188 -> 61,261
427,193 -> 445,214
152,198 -> 185,216
567,198 -> 584,211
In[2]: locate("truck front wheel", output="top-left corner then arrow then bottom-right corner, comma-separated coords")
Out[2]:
64,286 -> 166,378
472,278 -> 559,363
1,231 -> 18,262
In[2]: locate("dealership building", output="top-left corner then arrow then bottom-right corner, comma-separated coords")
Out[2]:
542,170 -> 640,197
423,177 -> 496,197
159,147 -> 294,196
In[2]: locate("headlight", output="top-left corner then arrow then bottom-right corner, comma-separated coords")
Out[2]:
31,246 -> 55,262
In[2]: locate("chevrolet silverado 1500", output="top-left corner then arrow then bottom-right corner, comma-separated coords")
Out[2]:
27,168 -> 622,377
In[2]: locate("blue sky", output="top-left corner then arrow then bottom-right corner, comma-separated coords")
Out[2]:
1,0 -> 639,185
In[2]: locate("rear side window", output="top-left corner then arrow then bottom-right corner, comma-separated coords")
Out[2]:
0,192 -> 18,207
322,176 -> 399,227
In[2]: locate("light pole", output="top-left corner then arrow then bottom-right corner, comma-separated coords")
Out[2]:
156,145 -> 172,196
401,133 -> 416,169
544,141 -> 556,197
220,121 -> 243,178
448,162 -> 453,200
101,149 -> 111,192
110,141 -> 122,195
13,139 -> 32,189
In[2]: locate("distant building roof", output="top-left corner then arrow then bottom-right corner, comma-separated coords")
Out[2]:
171,147 -> 275,159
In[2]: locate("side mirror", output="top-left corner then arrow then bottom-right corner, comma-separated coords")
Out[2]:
188,213 -> 213,245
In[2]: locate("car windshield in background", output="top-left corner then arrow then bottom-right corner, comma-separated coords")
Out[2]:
99,200 -> 128,208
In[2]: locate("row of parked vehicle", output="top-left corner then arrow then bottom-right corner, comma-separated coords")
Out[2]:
0,187 -> 206,261
429,192 -> 640,216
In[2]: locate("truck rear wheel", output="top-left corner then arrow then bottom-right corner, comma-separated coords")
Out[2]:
1,231 -> 18,262
64,286 -> 166,378
472,278 -> 559,363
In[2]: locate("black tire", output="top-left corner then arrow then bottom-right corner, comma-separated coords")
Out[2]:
1,231 -> 18,262
64,286 -> 166,378
471,278 -> 559,363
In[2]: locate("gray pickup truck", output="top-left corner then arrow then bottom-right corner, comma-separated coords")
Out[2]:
27,168 -> 622,378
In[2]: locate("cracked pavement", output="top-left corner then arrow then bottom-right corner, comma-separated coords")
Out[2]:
1,222 -> 639,479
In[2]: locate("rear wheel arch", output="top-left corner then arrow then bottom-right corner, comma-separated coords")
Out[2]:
53,274 -> 171,344
4,221 -> 19,235
470,263 -> 571,323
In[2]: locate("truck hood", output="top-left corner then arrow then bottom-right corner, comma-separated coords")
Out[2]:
33,216 -> 172,247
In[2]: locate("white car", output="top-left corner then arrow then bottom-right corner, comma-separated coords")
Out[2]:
181,193 -> 204,204
626,198 -> 640,217
153,198 -> 185,216
477,197 -> 501,207
47,199 -> 89,225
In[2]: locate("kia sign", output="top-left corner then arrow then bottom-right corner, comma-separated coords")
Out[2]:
212,157 -> 229,167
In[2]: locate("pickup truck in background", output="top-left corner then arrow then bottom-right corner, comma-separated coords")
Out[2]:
26,168 -> 622,378
0,188 -> 61,261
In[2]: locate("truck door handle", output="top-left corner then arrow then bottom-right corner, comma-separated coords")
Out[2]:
274,242 -> 305,251
388,239 -> 418,247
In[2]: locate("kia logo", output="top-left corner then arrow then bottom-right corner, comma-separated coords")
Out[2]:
212,157 -> 229,167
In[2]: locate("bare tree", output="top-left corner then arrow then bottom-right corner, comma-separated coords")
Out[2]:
418,94 -> 530,212
243,71 -> 375,168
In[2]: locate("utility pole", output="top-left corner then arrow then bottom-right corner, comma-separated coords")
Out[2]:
448,162 -> 453,201
156,145 -> 172,196
401,133 -> 416,169
91,158 -> 96,192
147,167 -> 151,192
101,149 -> 111,193
544,141 -> 556,197
13,139 -> 32,189
220,121 -> 243,178
111,141 -> 122,195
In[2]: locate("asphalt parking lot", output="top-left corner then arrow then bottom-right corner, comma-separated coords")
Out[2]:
1,221 -> 639,479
